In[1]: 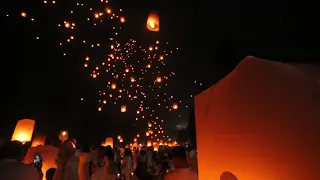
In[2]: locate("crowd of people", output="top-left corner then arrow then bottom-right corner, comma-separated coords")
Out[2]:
0,139 -> 198,180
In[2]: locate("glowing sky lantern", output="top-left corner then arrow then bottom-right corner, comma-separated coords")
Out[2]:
12,119 -> 35,144
31,134 -> 46,147
121,105 -> 127,112
120,17 -> 125,23
147,141 -> 152,147
172,103 -> 178,110
106,8 -> 112,14
102,137 -> 113,148
59,130 -> 69,142
111,83 -> 116,89
21,12 -> 27,17
146,12 -> 160,32
156,76 -> 162,83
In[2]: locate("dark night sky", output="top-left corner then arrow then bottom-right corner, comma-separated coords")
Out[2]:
1,0 -> 320,143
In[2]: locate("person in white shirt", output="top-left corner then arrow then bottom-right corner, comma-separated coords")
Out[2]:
163,146 -> 198,180
122,148 -> 134,180
0,141 -> 42,180
78,144 -> 91,180
53,141 -> 79,180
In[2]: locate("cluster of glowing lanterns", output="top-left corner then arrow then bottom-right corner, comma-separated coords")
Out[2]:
117,135 -> 124,143
11,119 -> 71,145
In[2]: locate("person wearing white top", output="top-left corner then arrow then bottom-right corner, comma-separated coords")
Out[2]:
78,145 -> 91,180
122,148 -> 134,180
53,142 -> 79,180
163,146 -> 198,180
92,147 -> 116,180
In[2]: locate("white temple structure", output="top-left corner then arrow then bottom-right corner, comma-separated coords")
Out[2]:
195,56 -> 320,180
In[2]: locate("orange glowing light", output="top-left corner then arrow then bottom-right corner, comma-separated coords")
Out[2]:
146,12 -> 160,32
121,105 -> 127,112
11,119 -> 35,144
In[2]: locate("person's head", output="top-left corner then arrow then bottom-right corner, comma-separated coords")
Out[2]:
91,145 -> 101,158
124,148 -> 132,156
0,141 -> 24,162
140,149 -> 146,156
104,146 -> 114,160
171,146 -> 187,166
46,168 -> 56,180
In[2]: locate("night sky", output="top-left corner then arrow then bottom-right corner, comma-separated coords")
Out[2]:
2,0 -> 320,144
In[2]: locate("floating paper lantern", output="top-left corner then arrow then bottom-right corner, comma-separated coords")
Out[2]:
172,103 -> 178,110
121,105 -> 127,112
111,83 -> 116,89
146,12 -> 160,32
31,134 -> 46,147
147,141 -> 152,147
59,130 -> 69,142
11,119 -> 35,144
120,17 -> 125,23
102,137 -> 113,148
156,76 -> 162,83
119,138 -> 123,143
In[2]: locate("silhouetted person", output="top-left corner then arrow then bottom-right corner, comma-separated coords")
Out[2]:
46,168 -> 56,180
163,146 -> 198,180
0,141 -> 42,180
